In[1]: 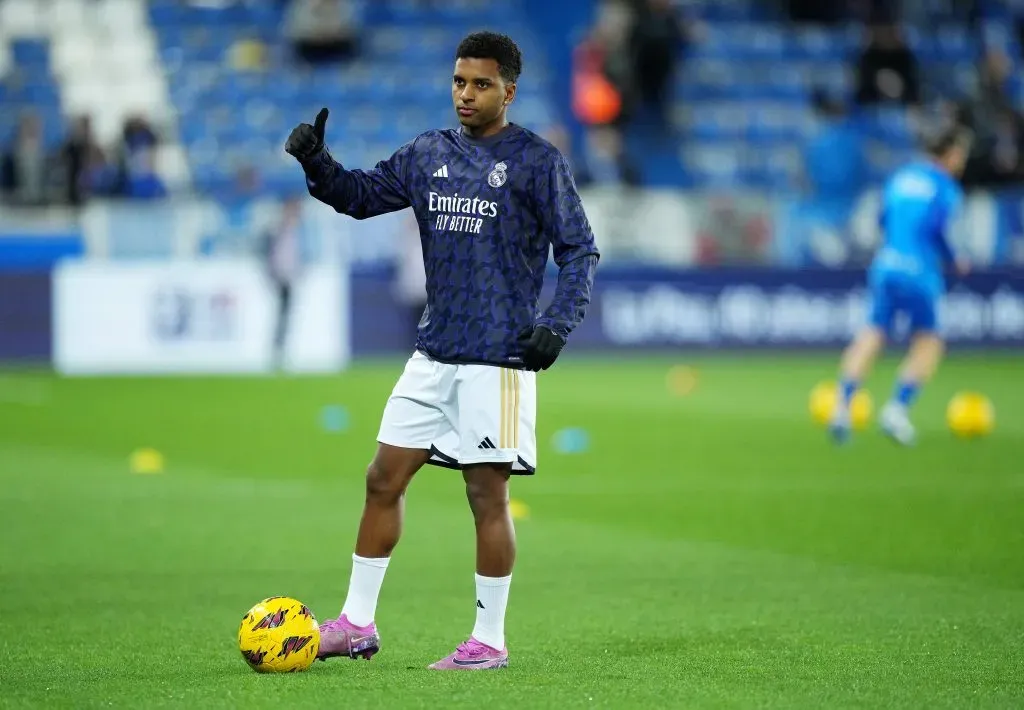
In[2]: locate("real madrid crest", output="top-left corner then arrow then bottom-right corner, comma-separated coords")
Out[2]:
487,161 -> 508,188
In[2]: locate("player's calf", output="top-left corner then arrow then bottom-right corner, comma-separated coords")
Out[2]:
837,326 -> 886,394
879,331 -> 943,447
830,327 -> 885,444
464,465 -> 516,577
893,332 -> 944,395
355,444 -> 430,558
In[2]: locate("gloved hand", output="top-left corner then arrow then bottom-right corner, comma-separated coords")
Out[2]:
521,326 -> 564,372
285,107 -> 329,161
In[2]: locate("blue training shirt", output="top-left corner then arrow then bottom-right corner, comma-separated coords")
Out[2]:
300,122 -> 600,368
872,159 -> 962,291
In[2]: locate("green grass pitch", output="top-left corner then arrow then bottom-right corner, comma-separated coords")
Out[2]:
1,354 -> 1022,709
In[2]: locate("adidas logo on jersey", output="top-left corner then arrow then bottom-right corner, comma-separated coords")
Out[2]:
432,165 -> 449,178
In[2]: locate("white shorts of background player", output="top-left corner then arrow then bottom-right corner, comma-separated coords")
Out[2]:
377,350 -> 537,474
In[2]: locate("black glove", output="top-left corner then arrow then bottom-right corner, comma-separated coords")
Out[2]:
521,326 -> 564,372
285,107 -> 329,161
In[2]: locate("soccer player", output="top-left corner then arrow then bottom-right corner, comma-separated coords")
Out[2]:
829,124 -> 972,446
285,32 -> 599,669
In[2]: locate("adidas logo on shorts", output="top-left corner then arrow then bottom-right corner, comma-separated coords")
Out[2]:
477,437 -> 497,450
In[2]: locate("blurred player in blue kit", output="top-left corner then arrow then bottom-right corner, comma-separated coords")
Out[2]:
285,32 -> 599,669
831,124 -> 973,446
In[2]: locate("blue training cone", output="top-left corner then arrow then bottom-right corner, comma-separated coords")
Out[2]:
320,405 -> 350,433
551,427 -> 590,455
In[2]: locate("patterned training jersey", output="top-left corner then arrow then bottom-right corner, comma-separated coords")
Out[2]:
872,159 -> 962,290
300,122 -> 600,368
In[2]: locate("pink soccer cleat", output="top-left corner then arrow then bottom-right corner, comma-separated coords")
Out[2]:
316,614 -> 380,661
427,638 -> 509,670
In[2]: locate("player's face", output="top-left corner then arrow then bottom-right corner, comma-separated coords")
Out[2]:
452,58 -> 516,136
946,146 -> 962,177
950,147 -> 967,177
945,141 -> 970,177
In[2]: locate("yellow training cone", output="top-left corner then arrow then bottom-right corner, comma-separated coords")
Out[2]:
666,365 -> 698,396
509,498 -> 530,520
130,448 -> 165,475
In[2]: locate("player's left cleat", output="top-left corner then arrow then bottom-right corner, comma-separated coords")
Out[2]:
880,402 -> 916,446
427,638 -> 509,670
316,614 -> 380,661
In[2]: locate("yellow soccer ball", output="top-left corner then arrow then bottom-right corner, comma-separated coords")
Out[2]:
238,597 -> 320,673
809,380 -> 873,430
946,392 -> 994,439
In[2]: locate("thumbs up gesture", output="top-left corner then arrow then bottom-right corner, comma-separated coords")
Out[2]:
285,107 -> 329,161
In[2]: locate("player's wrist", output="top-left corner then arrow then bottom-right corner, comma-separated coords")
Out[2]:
299,145 -> 329,170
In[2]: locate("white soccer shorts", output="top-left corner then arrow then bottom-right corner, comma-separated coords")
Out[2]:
377,350 -> 537,474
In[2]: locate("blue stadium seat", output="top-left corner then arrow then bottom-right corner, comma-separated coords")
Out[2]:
786,27 -> 859,61
905,25 -> 979,62
695,0 -> 769,22
11,39 -> 50,69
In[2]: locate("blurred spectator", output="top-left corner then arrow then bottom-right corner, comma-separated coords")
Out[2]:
120,116 -> 159,156
783,0 -> 894,23
628,0 -> 686,133
959,51 -> 1024,187
855,24 -> 921,106
573,1 -> 634,126
122,148 -> 168,200
114,116 -> 165,199
285,0 -> 362,64
785,0 -> 848,24
802,90 -> 868,221
203,166 -> 279,256
262,195 -> 307,370
579,127 -> 642,187
541,123 -> 584,179
1,113 -> 49,206
572,1 -> 640,186
56,115 -> 106,207
989,110 -> 1024,184
544,121 -> 639,187
542,123 -> 573,158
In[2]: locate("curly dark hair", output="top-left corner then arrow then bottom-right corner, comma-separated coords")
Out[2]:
455,31 -> 522,84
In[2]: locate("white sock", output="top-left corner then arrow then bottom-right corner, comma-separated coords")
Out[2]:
471,573 -> 512,650
340,554 -> 390,628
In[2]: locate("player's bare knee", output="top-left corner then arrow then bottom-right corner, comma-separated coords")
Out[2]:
912,332 -> 943,351
363,445 -> 428,504
463,466 -> 511,520
364,460 -> 410,505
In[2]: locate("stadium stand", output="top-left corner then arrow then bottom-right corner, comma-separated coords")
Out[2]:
149,0 -> 555,196
2,0 -> 1022,198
